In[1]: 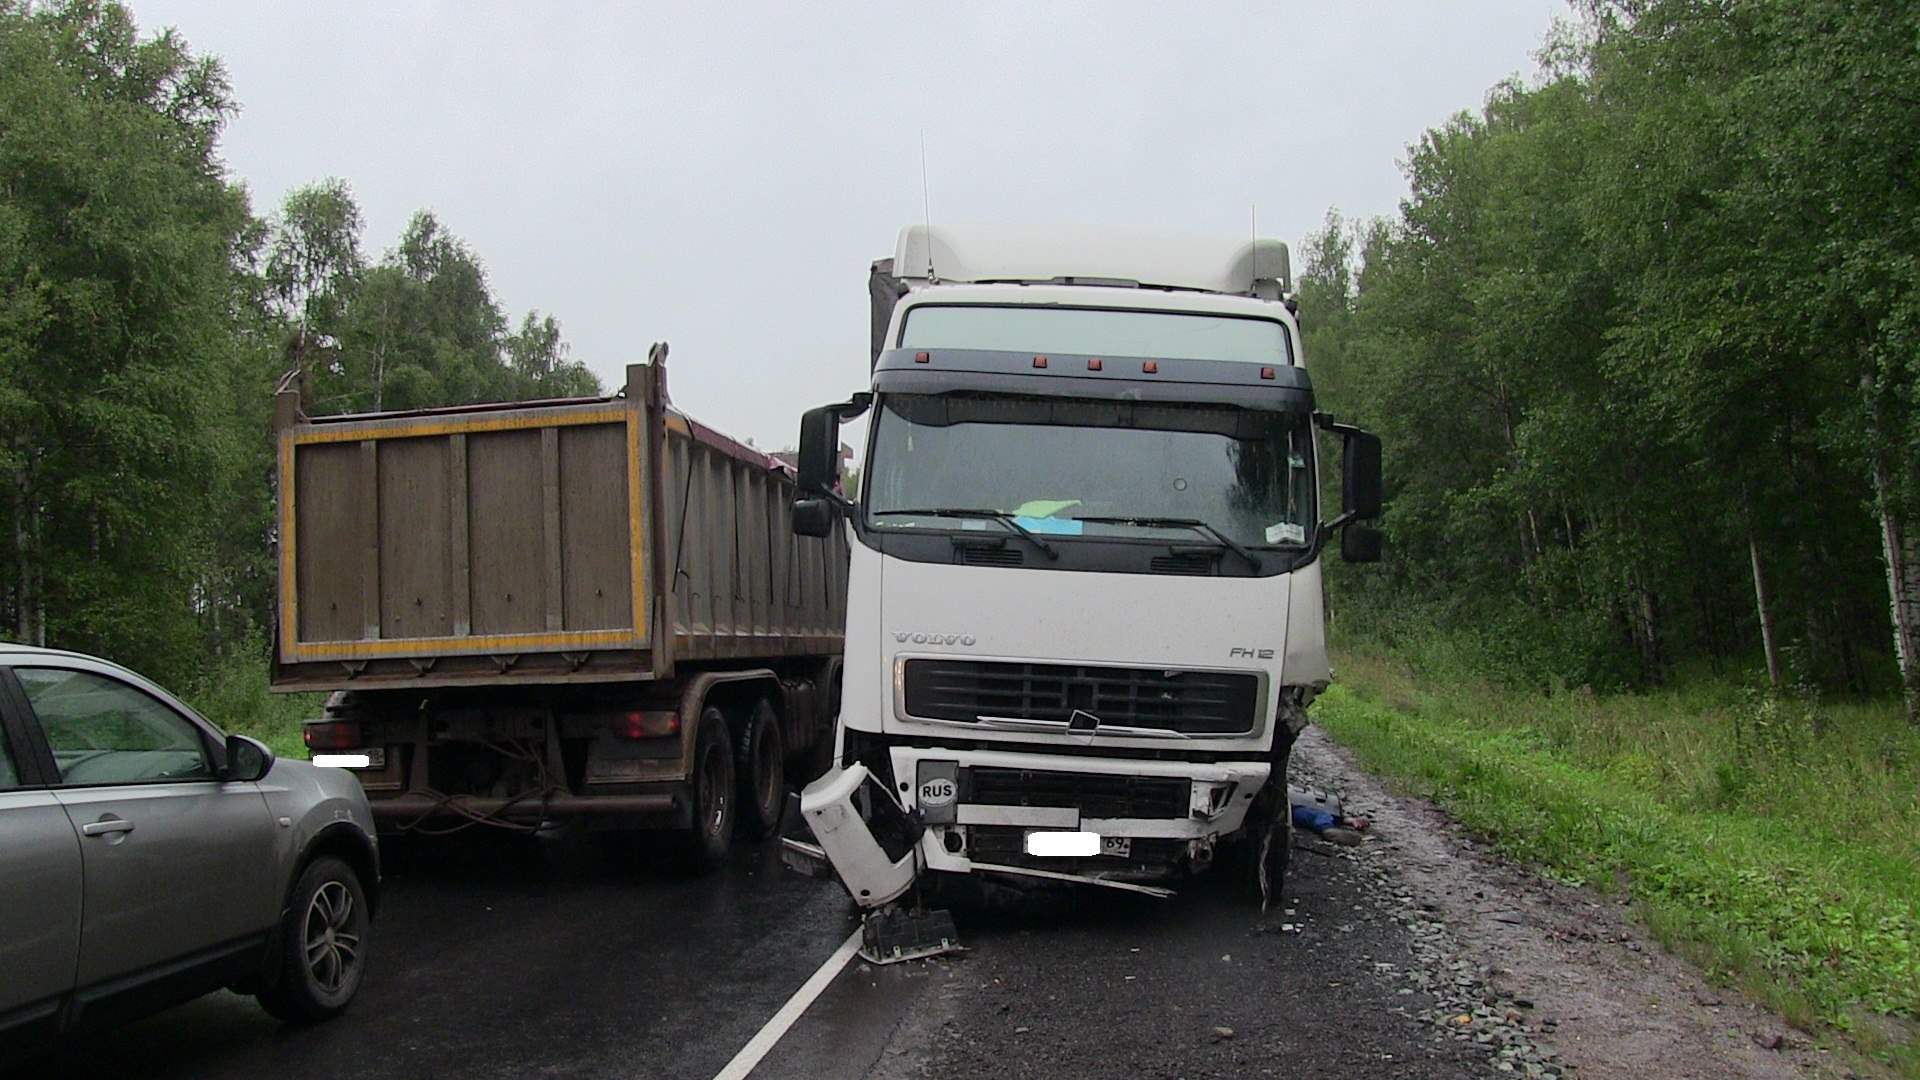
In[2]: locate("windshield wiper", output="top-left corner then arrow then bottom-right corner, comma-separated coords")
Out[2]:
1070,516 -> 1262,571
872,508 -> 1059,560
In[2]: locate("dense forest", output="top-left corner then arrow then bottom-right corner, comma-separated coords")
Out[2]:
0,0 -> 598,693
1304,0 -> 1920,721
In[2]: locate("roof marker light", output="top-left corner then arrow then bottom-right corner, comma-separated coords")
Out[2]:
1032,355 -> 1049,368
1142,361 -> 1159,374
914,351 -> 930,363
1260,366 -> 1276,380
1087,358 -> 1103,371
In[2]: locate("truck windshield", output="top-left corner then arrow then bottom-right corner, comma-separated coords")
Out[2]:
863,393 -> 1314,548
900,306 -> 1291,364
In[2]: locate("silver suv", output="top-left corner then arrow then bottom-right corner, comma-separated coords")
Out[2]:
0,645 -> 378,1053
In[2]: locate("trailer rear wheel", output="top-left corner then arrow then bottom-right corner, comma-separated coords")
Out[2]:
736,698 -> 785,839
681,707 -> 736,872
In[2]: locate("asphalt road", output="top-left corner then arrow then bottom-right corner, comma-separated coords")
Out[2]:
18,814 -> 1488,1080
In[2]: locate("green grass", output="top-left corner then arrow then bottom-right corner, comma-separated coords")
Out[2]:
1315,648 -> 1920,1075
178,634 -> 319,760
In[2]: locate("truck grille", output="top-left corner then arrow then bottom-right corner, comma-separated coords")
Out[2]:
964,766 -> 1191,819
902,660 -> 1259,735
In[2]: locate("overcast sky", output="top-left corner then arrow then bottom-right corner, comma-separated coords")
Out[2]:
130,1 -> 1565,448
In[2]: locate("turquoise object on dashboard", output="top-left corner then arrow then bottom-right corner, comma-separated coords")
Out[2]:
1013,516 -> 1084,535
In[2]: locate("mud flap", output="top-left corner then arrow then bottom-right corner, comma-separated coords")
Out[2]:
1253,786 -> 1292,911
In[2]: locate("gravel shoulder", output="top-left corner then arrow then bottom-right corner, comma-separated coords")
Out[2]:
1291,726 -> 1884,1080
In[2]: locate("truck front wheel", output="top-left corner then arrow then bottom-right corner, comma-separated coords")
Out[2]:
736,698 -> 786,839
681,707 -> 736,872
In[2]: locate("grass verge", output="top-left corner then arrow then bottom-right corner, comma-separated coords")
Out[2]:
179,634 -> 319,760
1314,650 -> 1920,1075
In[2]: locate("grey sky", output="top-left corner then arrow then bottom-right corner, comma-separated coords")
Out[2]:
131,1 -> 1564,449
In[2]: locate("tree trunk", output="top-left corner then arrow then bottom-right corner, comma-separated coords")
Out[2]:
12,444 -> 42,647
12,460 -> 28,643
1748,531 -> 1781,689
1870,459 -> 1920,722
1867,377 -> 1920,723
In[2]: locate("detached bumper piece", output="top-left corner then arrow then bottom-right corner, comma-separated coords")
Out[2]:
796,764 -> 918,908
859,906 -> 960,966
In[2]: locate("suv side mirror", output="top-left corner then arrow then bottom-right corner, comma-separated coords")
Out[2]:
1342,428 -> 1382,520
1341,524 -> 1383,564
223,734 -> 275,782
792,497 -> 834,538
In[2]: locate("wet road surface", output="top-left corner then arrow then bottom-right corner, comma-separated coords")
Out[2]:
19,831 -> 858,1080
19,818 -> 1482,1079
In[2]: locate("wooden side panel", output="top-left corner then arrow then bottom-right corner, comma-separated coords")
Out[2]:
467,430 -> 546,635
295,442 -> 364,643
559,423 -> 633,631
376,437 -> 453,640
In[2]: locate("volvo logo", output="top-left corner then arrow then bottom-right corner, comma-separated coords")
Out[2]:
894,631 -> 977,646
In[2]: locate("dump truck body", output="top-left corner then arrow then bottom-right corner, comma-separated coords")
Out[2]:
273,355 -> 848,851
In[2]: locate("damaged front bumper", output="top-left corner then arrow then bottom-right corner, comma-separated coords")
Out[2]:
783,746 -> 1272,903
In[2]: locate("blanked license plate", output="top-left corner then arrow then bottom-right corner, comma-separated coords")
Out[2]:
1100,836 -> 1131,858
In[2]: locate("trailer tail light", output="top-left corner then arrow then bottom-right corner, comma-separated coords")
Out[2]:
914,351 -> 930,363
614,710 -> 680,739
1087,358 -> 1103,371
303,721 -> 362,751
1260,366 -> 1276,380
1032,355 -> 1048,368
1141,361 -> 1158,374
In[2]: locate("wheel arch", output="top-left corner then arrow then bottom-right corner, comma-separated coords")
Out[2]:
292,821 -> 381,918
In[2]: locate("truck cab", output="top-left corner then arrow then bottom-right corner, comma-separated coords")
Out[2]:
789,225 -> 1381,910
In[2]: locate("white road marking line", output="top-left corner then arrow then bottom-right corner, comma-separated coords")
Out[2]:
709,926 -> 864,1080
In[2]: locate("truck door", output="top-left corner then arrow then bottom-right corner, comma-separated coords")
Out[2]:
0,670 -> 81,1034
12,664 -> 279,997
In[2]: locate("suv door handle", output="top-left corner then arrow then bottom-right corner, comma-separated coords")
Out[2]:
81,817 -> 135,837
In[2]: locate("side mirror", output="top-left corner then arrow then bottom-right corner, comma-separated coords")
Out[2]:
1342,428 -> 1382,520
1341,524 -> 1383,564
797,405 -> 841,496
792,497 -> 834,538
223,734 -> 275,782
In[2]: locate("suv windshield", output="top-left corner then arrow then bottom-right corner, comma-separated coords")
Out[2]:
863,392 -> 1314,548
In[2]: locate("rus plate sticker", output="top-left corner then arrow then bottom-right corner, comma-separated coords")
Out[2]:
1266,521 -> 1307,544
917,776 -> 957,807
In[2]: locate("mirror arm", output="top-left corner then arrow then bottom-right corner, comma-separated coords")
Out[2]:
1314,411 -> 1364,440
1315,509 -> 1358,549
835,392 -> 873,421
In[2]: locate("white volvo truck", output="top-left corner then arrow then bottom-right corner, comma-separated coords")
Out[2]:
785,225 -> 1381,954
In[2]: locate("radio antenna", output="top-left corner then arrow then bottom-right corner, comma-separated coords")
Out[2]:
920,130 -> 937,280
1250,203 -> 1259,294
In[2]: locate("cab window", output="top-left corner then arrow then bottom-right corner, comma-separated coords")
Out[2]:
15,668 -> 212,785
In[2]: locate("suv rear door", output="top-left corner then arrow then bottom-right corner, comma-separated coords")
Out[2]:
0,668 -> 82,1037
10,660 -> 279,1014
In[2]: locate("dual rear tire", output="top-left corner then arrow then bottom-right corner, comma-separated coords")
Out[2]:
679,699 -> 787,871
